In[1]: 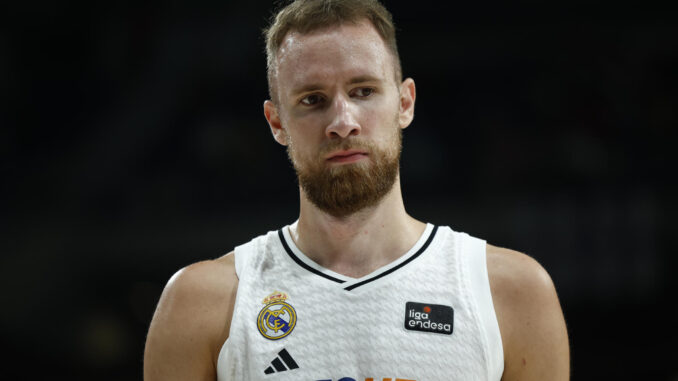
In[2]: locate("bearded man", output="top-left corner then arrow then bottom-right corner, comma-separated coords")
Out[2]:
144,1 -> 570,380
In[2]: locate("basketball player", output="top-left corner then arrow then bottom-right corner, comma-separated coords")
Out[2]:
144,0 -> 569,380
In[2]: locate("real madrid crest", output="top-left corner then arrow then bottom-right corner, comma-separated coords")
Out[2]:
257,291 -> 297,340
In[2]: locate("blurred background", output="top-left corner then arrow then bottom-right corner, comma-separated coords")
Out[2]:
2,0 -> 676,379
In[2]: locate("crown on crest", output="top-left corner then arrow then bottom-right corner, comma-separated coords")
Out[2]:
262,291 -> 289,305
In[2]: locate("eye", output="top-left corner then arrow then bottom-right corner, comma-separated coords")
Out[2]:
300,94 -> 324,106
352,87 -> 375,98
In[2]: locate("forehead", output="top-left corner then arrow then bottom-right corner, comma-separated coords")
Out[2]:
275,21 -> 394,94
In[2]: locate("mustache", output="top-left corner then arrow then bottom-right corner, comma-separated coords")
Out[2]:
319,138 -> 374,156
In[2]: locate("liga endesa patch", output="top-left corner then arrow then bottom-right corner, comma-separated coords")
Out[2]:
404,302 -> 454,335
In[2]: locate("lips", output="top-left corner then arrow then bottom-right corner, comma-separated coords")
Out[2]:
325,149 -> 369,163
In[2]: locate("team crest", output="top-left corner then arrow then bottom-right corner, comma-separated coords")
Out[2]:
257,291 -> 297,340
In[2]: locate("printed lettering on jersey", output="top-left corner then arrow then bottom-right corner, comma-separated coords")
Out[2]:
257,291 -> 297,340
317,377 -> 417,381
404,302 -> 454,335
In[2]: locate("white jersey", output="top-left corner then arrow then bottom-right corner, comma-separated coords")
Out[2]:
217,223 -> 504,381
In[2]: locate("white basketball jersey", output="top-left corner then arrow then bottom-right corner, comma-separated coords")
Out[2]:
217,223 -> 504,381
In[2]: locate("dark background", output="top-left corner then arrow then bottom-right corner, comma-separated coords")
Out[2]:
3,0 -> 677,379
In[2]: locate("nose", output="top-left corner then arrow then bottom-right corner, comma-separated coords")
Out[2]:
325,94 -> 361,139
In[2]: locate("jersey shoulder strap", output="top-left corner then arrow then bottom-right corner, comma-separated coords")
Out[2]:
457,231 -> 504,380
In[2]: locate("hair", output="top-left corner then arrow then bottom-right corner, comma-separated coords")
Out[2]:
264,0 -> 402,103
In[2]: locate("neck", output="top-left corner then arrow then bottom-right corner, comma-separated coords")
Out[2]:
290,179 -> 426,278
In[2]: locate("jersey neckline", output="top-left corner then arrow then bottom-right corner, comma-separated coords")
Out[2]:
278,223 -> 439,291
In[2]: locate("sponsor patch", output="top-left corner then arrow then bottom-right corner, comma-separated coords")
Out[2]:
404,302 -> 454,335
257,291 -> 297,340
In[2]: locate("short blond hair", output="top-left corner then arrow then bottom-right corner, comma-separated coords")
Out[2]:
264,0 -> 402,103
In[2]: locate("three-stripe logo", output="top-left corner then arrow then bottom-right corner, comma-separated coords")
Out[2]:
264,348 -> 299,375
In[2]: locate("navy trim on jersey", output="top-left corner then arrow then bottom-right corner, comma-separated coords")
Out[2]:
344,225 -> 439,291
278,229 -> 346,284
278,225 -> 439,291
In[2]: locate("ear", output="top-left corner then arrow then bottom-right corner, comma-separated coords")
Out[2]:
264,100 -> 288,146
398,78 -> 416,129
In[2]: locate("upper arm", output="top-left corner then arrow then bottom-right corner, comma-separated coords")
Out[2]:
144,253 -> 238,381
487,245 -> 570,381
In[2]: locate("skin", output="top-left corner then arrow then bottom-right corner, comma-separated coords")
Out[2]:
144,20 -> 569,381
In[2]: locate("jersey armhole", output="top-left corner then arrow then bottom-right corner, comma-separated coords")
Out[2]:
233,240 -> 254,280
464,234 -> 505,380
217,240 -> 255,380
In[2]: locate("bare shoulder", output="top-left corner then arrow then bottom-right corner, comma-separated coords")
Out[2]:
155,253 -> 238,332
163,253 -> 238,306
144,252 -> 238,381
486,244 -> 555,300
486,244 -> 570,381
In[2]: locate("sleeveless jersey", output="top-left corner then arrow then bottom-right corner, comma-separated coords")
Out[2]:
217,223 -> 504,381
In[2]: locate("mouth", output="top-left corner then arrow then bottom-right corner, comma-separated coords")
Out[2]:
325,149 -> 369,164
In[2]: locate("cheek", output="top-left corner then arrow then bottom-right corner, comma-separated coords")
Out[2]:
359,106 -> 387,132
363,102 -> 399,135
285,127 -> 318,162
287,128 -> 316,153
368,95 -> 400,123
284,111 -> 325,138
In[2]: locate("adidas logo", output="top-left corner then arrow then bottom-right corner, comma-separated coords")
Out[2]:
264,348 -> 299,375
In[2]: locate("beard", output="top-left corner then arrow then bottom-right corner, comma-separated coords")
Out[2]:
286,125 -> 402,218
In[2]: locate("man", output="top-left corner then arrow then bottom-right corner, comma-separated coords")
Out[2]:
144,0 -> 570,380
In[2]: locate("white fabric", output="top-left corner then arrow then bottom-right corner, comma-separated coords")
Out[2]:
217,224 -> 504,381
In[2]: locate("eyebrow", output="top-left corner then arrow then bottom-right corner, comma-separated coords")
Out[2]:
347,75 -> 381,85
290,75 -> 382,96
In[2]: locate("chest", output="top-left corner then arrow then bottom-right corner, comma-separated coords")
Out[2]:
229,275 -> 485,381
